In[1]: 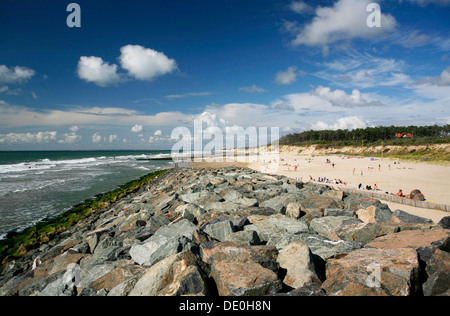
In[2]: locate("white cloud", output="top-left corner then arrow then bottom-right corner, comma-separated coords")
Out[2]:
316,53 -> 409,88
274,66 -> 301,85
77,56 -> 122,87
310,116 -> 369,131
69,125 -> 80,133
0,131 -> 57,144
165,92 -> 211,99
0,65 -> 35,84
131,124 -> 144,133
289,1 -> 313,14
154,130 -> 162,136
92,132 -> 102,144
119,45 -> 177,81
238,84 -> 267,93
109,134 -> 118,143
414,66 -> 450,87
59,133 -> 81,144
290,0 -> 397,51
312,86 -> 383,107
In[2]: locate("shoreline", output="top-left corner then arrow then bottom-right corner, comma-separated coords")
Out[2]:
0,169 -> 168,262
190,148 -> 450,223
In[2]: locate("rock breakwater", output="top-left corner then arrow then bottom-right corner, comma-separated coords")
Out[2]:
0,166 -> 449,296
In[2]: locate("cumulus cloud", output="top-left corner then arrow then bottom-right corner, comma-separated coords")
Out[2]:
109,134 -> 118,143
154,130 -> 162,136
310,116 -> 369,131
417,66 -> 450,87
0,65 -> 35,85
69,125 -> 80,133
274,66 -> 303,85
77,56 -> 122,87
312,86 -> 383,107
289,1 -> 313,14
0,131 -> 57,144
289,0 -> 397,51
59,133 -> 82,144
92,132 -> 102,144
119,45 -> 177,81
238,84 -> 267,93
131,124 -> 144,133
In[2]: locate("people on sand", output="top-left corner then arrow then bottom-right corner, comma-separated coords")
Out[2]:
397,189 -> 405,197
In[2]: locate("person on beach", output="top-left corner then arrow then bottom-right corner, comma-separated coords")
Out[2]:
397,189 -> 405,197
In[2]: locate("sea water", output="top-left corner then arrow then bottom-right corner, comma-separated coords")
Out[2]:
0,150 -> 172,239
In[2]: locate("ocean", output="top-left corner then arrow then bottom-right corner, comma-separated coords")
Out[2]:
0,150 -> 173,239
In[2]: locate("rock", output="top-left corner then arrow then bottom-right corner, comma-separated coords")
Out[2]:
366,229 -> 450,249
88,264 -> 146,292
272,283 -> 327,296
211,260 -> 281,296
244,214 -> 309,242
200,241 -> 279,270
129,251 -> 209,296
204,220 -> 235,242
260,193 -> 305,213
335,221 -> 397,245
422,268 -> 450,296
201,240 -> 282,296
298,194 -> 343,213
285,202 -> 302,219
392,210 -> 433,224
425,248 -> 450,277
322,247 -> 420,296
356,205 -> 393,223
268,233 -> 362,260
129,219 -> 197,266
276,240 -> 321,289
438,216 -> 450,229
226,230 -> 260,245
324,208 -> 355,217
310,216 -> 362,240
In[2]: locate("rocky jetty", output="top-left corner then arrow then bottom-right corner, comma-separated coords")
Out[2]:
0,166 -> 449,296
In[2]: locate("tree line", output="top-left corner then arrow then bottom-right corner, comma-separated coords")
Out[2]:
279,125 -> 450,145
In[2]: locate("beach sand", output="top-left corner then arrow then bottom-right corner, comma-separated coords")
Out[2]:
191,147 -> 450,223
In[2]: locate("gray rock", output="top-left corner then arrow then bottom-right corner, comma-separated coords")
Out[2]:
130,219 -> 197,266
310,216 -> 362,240
226,230 -> 261,245
324,208 -> 355,217
204,220 -> 235,242
244,215 -> 309,242
267,233 -> 362,260
393,210 -> 433,224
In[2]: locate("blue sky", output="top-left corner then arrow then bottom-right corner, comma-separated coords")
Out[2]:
0,0 -> 449,150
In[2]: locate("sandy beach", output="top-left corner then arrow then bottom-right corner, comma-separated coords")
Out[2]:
191,146 -> 450,223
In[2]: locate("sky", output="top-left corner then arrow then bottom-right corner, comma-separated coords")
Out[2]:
0,0 -> 449,150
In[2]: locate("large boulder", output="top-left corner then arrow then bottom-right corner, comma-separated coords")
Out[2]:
366,229 -> 450,250
129,219 -> 197,266
128,251 -> 209,296
322,247 -> 420,296
244,214 -> 309,242
276,240 -> 321,289
200,241 -> 281,296
309,216 -> 362,240
268,233 -> 362,260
